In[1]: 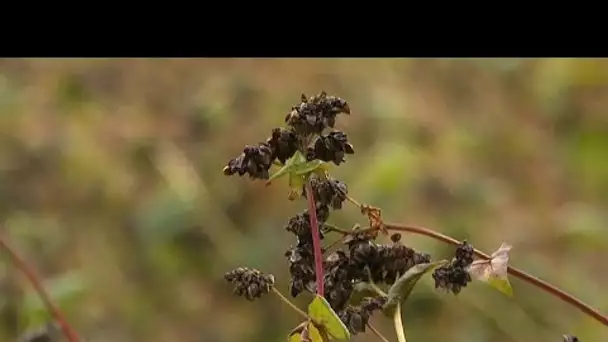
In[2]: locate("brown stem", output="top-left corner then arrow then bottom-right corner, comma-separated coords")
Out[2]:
0,236 -> 80,342
305,179 -> 325,297
367,322 -> 391,342
383,222 -> 608,327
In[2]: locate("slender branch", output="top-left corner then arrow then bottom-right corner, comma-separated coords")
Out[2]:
368,322 -> 391,342
384,222 -> 608,327
0,236 -> 80,342
321,223 -> 350,235
323,236 -> 346,254
305,179 -> 325,297
393,302 -> 407,342
346,195 -> 361,208
272,287 -> 308,319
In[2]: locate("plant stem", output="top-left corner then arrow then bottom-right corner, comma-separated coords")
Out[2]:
384,222 -> 608,327
272,287 -> 308,319
393,302 -> 407,342
0,236 -> 80,342
305,178 -> 325,297
368,322 -> 391,342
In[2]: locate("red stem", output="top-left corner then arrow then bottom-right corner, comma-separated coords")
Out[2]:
305,179 -> 325,297
0,236 -> 81,342
384,222 -> 608,328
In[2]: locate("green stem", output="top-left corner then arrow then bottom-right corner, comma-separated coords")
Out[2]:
384,222 -> 608,328
272,287 -> 308,319
393,302 -> 406,342
305,178 -> 325,297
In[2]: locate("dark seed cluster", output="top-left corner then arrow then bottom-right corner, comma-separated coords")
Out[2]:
224,91 -> 355,180
338,297 -> 387,334
223,127 -> 299,180
563,335 -> 579,342
432,241 -> 475,295
307,131 -> 355,166
286,220 -> 430,335
224,267 -> 275,301
303,174 -> 348,210
346,232 -> 432,286
285,92 -> 351,135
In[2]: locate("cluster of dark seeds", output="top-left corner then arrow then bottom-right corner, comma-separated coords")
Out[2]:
307,131 -> 355,166
303,175 -> 348,210
432,241 -> 475,295
345,232 -> 432,286
223,91 -> 354,179
224,267 -> 275,301
338,297 -> 387,334
223,127 -> 298,180
286,225 -> 431,335
285,92 -> 351,135
563,335 -> 579,342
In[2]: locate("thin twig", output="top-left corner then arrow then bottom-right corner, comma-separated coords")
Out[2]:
322,223 -> 350,235
346,195 -> 362,208
272,287 -> 308,319
305,179 -> 325,296
368,322 -> 391,342
0,236 -> 80,342
393,302 -> 407,342
384,222 -> 608,327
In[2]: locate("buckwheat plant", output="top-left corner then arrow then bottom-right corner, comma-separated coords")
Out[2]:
223,91 -> 605,342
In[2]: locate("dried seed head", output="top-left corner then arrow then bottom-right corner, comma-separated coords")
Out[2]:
390,233 -> 402,243
285,91 -> 351,135
454,241 -> 475,268
267,127 -> 298,164
310,131 -> 355,166
223,142 -> 274,180
304,175 -> 348,210
224,267 -> 275,301
337,298 -> 385,335
432,241 -> 475,295
432,264 -> 472,295
285,205 -> 329,242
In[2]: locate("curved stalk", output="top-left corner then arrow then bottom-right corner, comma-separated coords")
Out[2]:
384,222 -> 608,327
393,302 -> 407,342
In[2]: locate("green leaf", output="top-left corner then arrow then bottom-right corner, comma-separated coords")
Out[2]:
288,321 -> 328,342
308,295 -> 350,340
487,276 -> 513,297
293,159 -> 326,176
268,151 -> 302,183
383,261 -> 448,315
288,171 -> 306,200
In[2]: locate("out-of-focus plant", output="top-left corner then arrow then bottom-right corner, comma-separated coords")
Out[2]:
222,91 -> 606,342
0,237 -> 81,342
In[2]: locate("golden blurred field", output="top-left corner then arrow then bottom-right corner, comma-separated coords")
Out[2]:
0,58 -> 607,342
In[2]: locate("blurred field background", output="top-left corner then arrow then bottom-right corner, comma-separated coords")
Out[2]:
0,58 -> 607,342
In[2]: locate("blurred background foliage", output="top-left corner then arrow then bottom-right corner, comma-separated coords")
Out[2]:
0,58 -> 606,342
